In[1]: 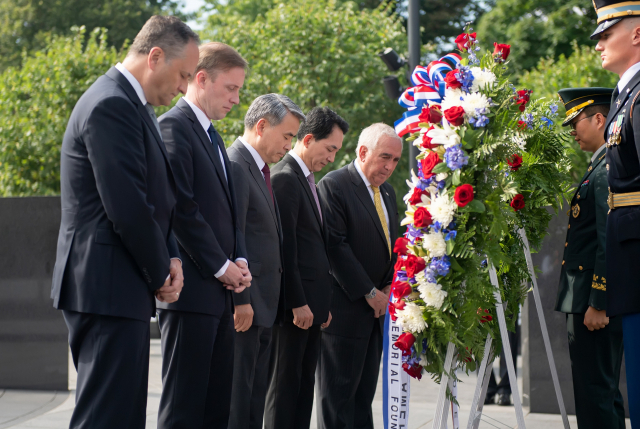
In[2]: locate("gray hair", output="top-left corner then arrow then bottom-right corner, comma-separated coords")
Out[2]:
355,123 -> 402,155
128,15 -> 200,61
244,93 -> 306,130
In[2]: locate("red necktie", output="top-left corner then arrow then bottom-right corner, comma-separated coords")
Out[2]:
261,164 -> 274,203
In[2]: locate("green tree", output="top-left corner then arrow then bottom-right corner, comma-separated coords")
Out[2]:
477,0 -> 598,74
519,41 -> 618,181
0,0 -> 184,71
204,0 -> 411,201
0,27 -> 121,196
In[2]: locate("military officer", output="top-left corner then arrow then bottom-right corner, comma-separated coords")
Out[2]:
591,2 -> 640,422
555,87 -> 625,429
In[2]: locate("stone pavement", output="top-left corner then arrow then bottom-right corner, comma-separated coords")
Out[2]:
0,340 -> 630,429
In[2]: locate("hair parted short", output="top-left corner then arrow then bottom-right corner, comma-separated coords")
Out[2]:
296,107 -> 349,141
355,123 -> 402,155
194,42 -> 248,82
128,15 -> 200,61
582,104 -> 611,118
244,94 -> 306,130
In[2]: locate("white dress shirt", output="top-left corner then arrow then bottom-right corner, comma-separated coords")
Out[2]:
239,136 -> 267,178
618,62 -> 640,92
289,150 -> 312,179
355,160 -> 390,235
115,63 -> 180,279
591,144 -> 606,163
183,97 -> 227,181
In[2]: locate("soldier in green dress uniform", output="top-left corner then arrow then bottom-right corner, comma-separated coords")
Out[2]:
555,87 -> 625,429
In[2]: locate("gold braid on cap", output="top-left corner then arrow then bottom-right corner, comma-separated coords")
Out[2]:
566,99 -> 595,117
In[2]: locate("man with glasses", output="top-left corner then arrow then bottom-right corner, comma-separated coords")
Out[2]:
555,87 -> 625,429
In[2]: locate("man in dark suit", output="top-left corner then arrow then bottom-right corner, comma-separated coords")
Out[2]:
264,107 -> 349,429
156,42 -> 251,429
316,123 -> 402,429
555,87 -> 625,428
227,94 -> 306,429
50,16 -> 199,429
592,4 -> 640,422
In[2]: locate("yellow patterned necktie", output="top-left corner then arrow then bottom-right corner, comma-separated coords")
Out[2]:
372,186 -> 391,256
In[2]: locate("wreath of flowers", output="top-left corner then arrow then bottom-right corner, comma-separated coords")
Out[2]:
390,29 -> 571,381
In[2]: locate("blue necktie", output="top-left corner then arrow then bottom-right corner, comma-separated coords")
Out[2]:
207,125 -> 228,182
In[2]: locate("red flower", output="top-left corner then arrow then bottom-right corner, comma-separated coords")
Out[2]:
394,258 -> 404,272
395,332 -> 416,355
413,207 -> 433,228
421,132 -> 436,149
517,120 -> 527,130
507,154 -> 523,171
389,300 -> 406,321
455,32 -> 477,51
510,194 -> 525,211
478,308 -> 493,323
391,281 -> 412,299
444,106 -> 465,126
404,254 -> 426,278
493,43 -> 511,61
514,89 -> 532,112
419,106 -> 442,124
394,237 -> 410,255
444,69 -> 462,89
420,152 -> 442,178
403,362 -> 423,380
409,187 -> 427,205
454,184 -> 474,208
463,347 -> 473,363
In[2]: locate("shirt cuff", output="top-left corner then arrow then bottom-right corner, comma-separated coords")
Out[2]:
235,258 -> 248,265
214,260 -> 231,279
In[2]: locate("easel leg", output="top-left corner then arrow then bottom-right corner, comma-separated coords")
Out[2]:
466,334 -> 494,429
432,342 -> 457,429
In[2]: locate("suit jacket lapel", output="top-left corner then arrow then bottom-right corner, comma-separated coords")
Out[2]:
106,67 -> 174,189
348,161 -> 388,249
176,99 -> 232,203
232,140 -> 279,229
381,184 -> 397,242
285,154 -> 323,229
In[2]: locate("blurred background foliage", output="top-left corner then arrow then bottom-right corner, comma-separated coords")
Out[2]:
0,0 -> 623,197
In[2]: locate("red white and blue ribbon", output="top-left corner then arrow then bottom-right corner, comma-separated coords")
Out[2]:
393,53 -> 462,137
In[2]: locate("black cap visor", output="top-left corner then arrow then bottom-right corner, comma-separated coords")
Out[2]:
591,18 -> 622,39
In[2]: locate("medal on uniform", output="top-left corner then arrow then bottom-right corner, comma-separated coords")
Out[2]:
572,204 -> 580,218
607,110 -> 625,147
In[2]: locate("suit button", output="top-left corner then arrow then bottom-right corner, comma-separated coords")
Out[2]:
579,266 -> 583,271
568,224 -> 570,229
329,270 -> 332,275
279,267 -> 283,273
562,260 -> 565,265
565,242 -> 568,247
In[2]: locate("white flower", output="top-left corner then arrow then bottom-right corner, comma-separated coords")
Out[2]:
426,122 -> 461,148
417,281 -> 448,309
422,231 -> 447,257
462,92 -> 490,117
440,89 -> 464,112
511,133 -> 527,152
396,302 -> 428,334
470,67 -> 497,93
429,193 -> 457,225
436,172 -> 448,181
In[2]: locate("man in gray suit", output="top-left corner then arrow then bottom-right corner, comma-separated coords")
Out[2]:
227,94 -> 305,429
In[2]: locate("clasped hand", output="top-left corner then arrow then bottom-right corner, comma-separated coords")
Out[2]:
366,288 -> 389,318
155,259 -> 184,303
221,260 -> 252,293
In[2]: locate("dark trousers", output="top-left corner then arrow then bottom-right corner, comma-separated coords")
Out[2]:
316,319 -> 383,429
157,292 -> 235,429
63,310 -> 150,429
622,312 -> 640,426
228,325 -> 273,429
487,325 -> 519,396
264,322 -> 321,429
567,312 -> 625,429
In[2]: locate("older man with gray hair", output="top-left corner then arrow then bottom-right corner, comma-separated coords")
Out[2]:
227,93 -> 305,429
316,122 -> 403,429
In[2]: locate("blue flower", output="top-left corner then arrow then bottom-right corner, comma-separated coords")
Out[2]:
447,221 -> 456,229
540,116 -> 553,128
396,271 -> 408,281
468,51 -> 480,65
480,259 -> 488,268
445,230 -> 457,241
432,221 -> 443,233
407,224 -> 424,239
445,144 -> 469,170
548,103 -> 558,115
424,269 -> 436,283
522,113 -> 535,129
455,66 -> 475,93
470,114 -> 489,128
430,256 -> 451,276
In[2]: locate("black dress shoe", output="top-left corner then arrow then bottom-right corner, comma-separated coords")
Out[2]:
497,392 -> 511,406
484,393 -> 496,405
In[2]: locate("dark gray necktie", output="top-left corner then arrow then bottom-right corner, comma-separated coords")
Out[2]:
306,173 -> 322,224
145,103 -> 161,137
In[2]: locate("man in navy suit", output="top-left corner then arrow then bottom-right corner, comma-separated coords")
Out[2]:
156,42 -> 251,429
51,16 -> 199,429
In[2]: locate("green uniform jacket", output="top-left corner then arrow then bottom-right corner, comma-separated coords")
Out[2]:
555,149 -> 608,313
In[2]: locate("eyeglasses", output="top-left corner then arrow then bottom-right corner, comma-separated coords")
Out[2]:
570,114 -> 595,131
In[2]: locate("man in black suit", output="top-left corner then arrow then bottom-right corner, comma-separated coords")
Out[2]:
316,123 -> 402,429
227,94 -> 305,429
156,42 -> 251,429
51,16 -> 199,429
264,107 -> 349,429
